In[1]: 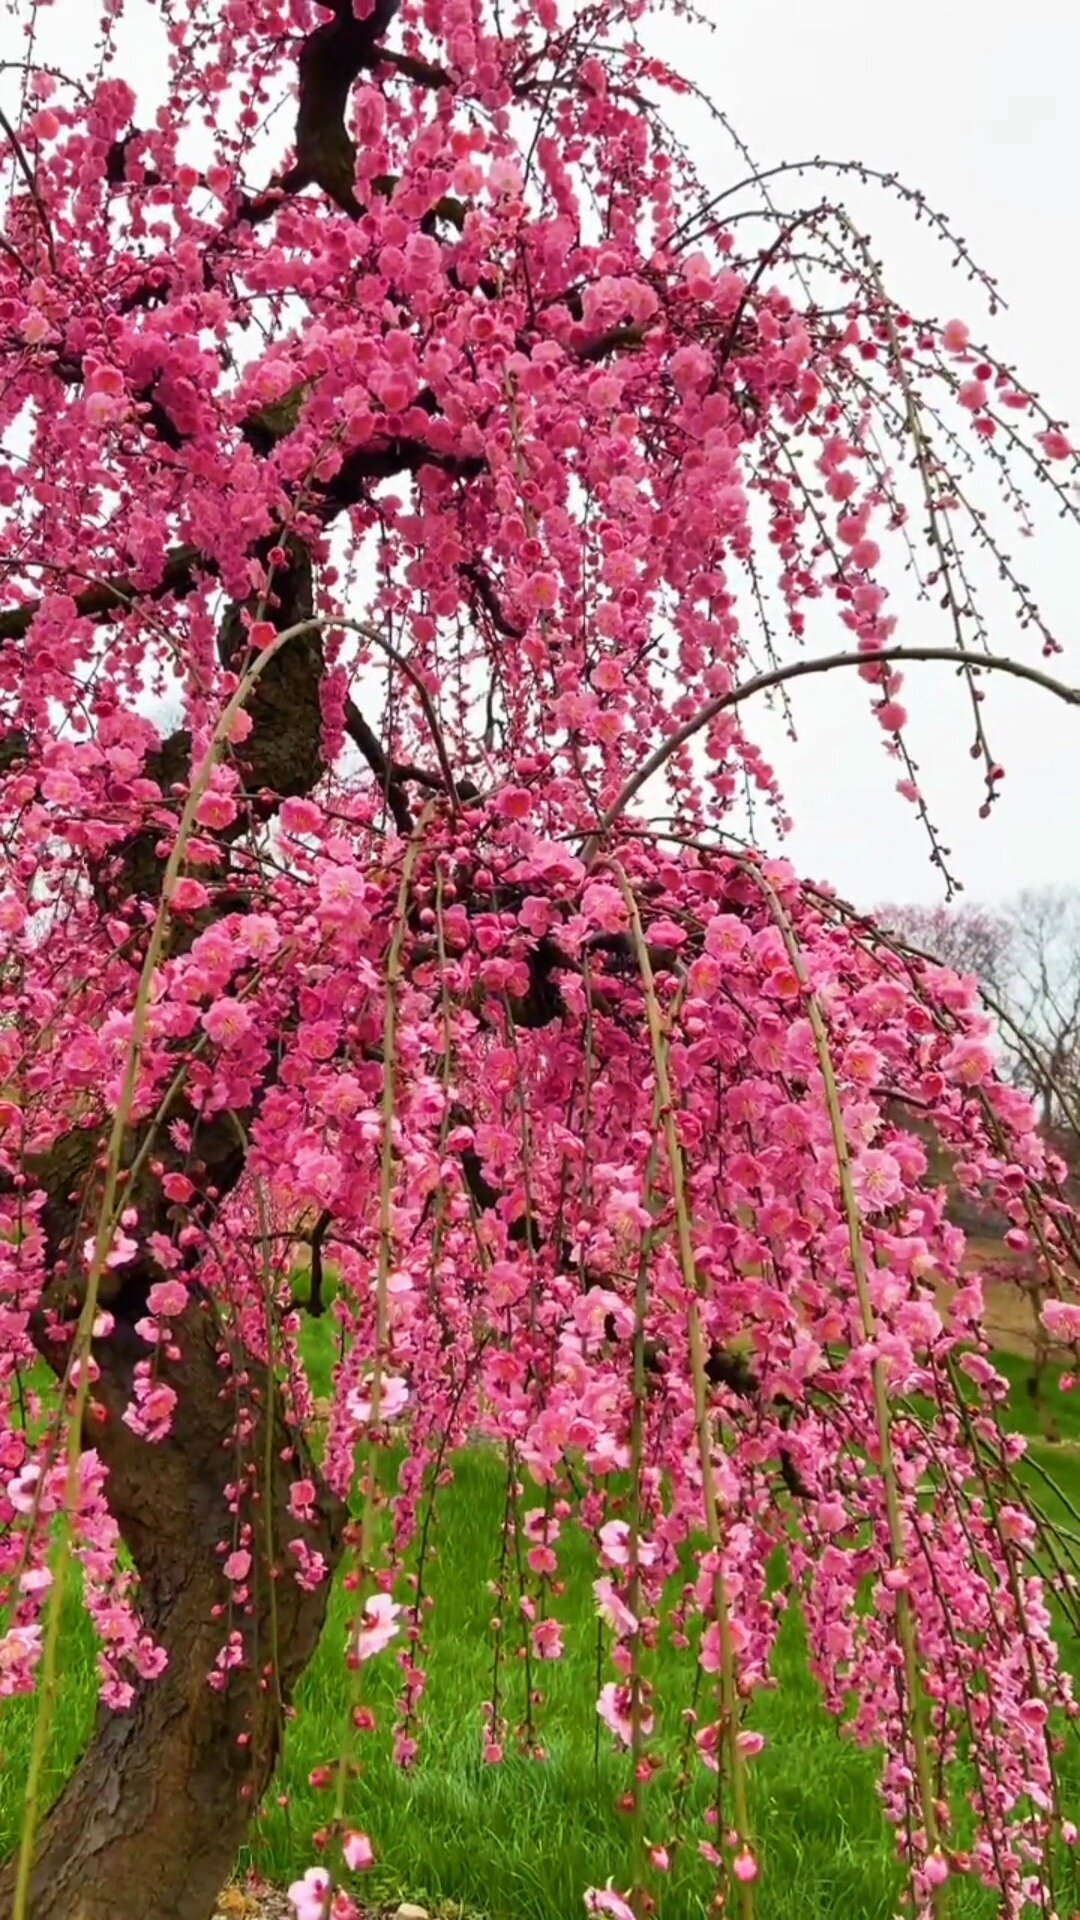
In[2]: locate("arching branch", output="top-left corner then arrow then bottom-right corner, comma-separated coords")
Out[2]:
583,646 -> 1080,862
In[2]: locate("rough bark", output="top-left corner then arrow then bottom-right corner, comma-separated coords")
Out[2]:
1,494 -> 350,1916
0,1050 -> 347,1920
0,1304 -> 345,1920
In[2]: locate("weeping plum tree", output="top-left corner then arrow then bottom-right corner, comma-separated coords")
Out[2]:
1,2 -> 1079,1918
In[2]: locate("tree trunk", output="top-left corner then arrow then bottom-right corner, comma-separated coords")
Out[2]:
0,1302 -> 345,1920
0,314 -> 452,1919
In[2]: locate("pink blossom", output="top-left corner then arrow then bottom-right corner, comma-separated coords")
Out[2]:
524,572 -> 559,613
280,798 -> 322,835
146,1280 -> 188,1317
851,1148 -> 904,1213
584,1888 -> 636,1919
317,865 -> 368,922
942,1034 -> 995,1087
485,1260 -> 530,1309
122,1379 -> 177,1443
288,1539 -> 329,1590
531,1617 -> 564,1659
488,157 -> 523,195
597,1681 -> 653,1746
289,1478 -> 317,1522
341,1830 -> 374,1872
580,882 -> 627,934
598,1519 -> 630,1567
352,1592 -> 401,1663
733,1849 -> 759,1884
288,1868 -> 330,1920
22,309 -> 52,345
941,318 -> 971,353
0,1624 -> 43,1694
223,1549 -> 252,1583
1041,1300 -> 1080,1342
346,1375 -> 409,1425
194,791 -> 238,829
201,999 -> 252,1047
593,1578 -> 638,1637
924,1849 -> 949,1888
703,913 -> 749,959
237,914 -> 281,958
170,876 -> 210,911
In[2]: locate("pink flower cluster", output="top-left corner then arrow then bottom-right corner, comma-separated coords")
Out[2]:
0,0 -> 1078,1912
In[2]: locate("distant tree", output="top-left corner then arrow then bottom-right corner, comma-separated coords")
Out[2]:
883,891 -> 1080,1129
1006,888 -> 1080,1129
880,899 -> 1015,998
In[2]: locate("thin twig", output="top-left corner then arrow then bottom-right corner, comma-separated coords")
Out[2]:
0,105 -> 55,269
583,647 -> 1080,862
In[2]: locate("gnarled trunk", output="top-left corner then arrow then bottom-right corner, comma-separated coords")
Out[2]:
1,1304 -> 344,1920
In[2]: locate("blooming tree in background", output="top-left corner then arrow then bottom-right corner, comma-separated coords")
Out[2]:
880,901 -> 1015,1003
0,3 -> 1079,1919
885,891 -> 1080,1138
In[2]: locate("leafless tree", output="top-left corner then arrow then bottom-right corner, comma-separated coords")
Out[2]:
1004,888 -> 1080,1129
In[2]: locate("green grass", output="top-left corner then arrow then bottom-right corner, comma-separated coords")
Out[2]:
2,1330 -> 1079,1920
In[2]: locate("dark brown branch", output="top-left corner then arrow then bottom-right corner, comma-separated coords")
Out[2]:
280,0 -> 401,218
0,103 -> 56,269
370,46 -> 452,89
104,132 -> 162,190
344,697 -> 413,834
460,560 -> 525,639
0,434 -> 485,647
238,4 -> 450,229
0,727 -> 29,772
0,546 -> 204,643
320,433 -> 485,514
575,323 -> 646,364
306,1207 -> 334,1318
4,498 -> 347,1918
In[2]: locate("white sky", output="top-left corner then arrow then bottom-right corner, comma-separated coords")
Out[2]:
2,0 -> 1077,912
654,0 -> 1080,909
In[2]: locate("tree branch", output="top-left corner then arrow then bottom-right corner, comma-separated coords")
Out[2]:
0,435 -> 485,649
344,697 -> 414,834
583,646 -> 1080,862
0,546 -> 204,643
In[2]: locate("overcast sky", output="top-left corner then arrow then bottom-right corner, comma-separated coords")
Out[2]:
2,0 -> 1077,912
653,0 -> 1080,910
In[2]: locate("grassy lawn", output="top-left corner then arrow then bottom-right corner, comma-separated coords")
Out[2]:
2,1331 -> 1078,1920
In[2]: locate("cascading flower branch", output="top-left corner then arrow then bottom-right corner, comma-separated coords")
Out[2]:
0,1 -> 1078,1917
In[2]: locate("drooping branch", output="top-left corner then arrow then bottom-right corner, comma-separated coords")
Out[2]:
6,846 -> 335,1920
583,646 -> 1080,861
344,698 -> 415,834
0,1281 -> 345,1920
0,551 -> 353,1920
306,1207 -> 334,1319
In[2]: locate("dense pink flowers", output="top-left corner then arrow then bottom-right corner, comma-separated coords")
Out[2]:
0,0 -> 1077,1913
